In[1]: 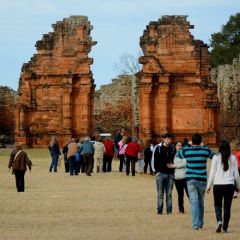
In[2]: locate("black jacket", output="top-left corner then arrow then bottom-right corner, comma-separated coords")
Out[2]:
153,144 -> 175,174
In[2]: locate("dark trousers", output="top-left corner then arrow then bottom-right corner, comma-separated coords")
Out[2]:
175,178 -> 189,213
64,154 -> 69,172
213,184 -> 235,231
14,170 -> 25,192
75,160 -> 82,174
119,154 -> 125,172
144,158 -> 153,174
69,156 -> 77,175
81,160 -> 85,173
83,153 -> 94,175
126,156 -> 137,176
103,155 -> 113,172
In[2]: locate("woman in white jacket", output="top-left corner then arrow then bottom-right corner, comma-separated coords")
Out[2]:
173,141 -> 189,213
207,140 -> 240,233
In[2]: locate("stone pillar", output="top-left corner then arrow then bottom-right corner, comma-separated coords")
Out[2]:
15,107 -> 20,136
139,84 -> 152,140
158,85 -> 170,134
78,84 -> 92,135
62,78 -> 72,135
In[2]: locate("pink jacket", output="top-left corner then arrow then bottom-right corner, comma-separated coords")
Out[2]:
118,140 -> 127,155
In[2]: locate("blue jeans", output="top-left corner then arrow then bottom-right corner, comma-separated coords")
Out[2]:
49,154 -> 58,172
156,173 -> 174,213
187,180 -> 207,229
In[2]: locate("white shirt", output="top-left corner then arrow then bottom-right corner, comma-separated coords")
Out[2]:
174,155 -> 186,180
207,153 -> 240,189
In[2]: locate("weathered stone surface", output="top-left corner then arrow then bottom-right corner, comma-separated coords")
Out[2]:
0,86 -> 17,139
211,55 -> 240,141
138,15 -> 219,145
92,75 -> 135,135
15,16 -> 96,147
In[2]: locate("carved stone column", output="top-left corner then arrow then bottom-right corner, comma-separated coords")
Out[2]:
62,78 -> 72,135
78,84 -> 92,135
139,84 -> 152,140
158,85 -> 170,134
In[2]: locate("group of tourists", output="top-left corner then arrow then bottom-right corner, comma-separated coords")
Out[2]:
151,132 -> 240,234
48,135 -> 115,176
7,130 -> 240,233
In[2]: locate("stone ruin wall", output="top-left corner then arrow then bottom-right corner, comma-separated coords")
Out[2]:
15,16 -> 96,147
0,87 -> 17,141
138,15 -> 219,145
211,55 -> 240,141
92,75 -> 136,136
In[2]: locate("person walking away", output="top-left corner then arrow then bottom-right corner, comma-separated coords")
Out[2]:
114,130 -> 122,158
176,133 -> 214,230
79,137 -> 94,176
48,135 -> 61,172
8,143 -> 32,192
137,139 -> 145,174
173,141 -> 189,213
152,133 -> 175,214
207,140 -> 240,233
144,139 -> 153,175
93,138 -> 106,173
62,140 -> 71,172
125,136 -> 142,176
230,140 -> 240,198
67,138 -> 78,176
103,137 -> 114,172
118,136 -> 128,172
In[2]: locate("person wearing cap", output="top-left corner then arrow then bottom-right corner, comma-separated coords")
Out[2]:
125,136 -> 142,176
8,143 -> 32,192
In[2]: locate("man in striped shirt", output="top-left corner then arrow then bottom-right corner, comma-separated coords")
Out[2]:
176,133 -> 214,230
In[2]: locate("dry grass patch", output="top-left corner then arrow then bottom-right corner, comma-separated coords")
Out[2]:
0,148 -> 239,240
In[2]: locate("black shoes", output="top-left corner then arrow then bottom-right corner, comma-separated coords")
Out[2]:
216,222 -> 222,233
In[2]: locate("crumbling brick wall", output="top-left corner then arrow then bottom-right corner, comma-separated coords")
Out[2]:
0,86 -> 17,140
15,16 -> 96,147
138,15 -> 219,145
211,55 -> 240,141
92,75 -> 135,136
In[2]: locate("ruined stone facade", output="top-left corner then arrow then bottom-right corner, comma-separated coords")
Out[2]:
93,75 -> 135,135
211,55 -> 240,141
0,86 -> 17,138
138,16 -> 219,145
15,16 -> 96,147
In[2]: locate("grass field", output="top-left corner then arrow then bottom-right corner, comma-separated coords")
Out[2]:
0,148 -> 239,240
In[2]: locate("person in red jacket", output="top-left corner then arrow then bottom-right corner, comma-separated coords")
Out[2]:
230,140 -> 240,198
103,137 -> 114,172
125,136 -> 142,176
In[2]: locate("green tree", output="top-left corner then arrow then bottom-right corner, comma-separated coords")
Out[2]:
210,13 -> 240,67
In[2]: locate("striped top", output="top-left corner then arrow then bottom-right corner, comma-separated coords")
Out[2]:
176,146 -> 214,182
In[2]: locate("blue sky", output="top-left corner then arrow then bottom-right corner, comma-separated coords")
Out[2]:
0,0 -> 239,90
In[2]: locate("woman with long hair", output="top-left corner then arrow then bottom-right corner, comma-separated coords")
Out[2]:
173,140 -> 189,213
207,140 -> 240,233
48,135 -> 61,172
